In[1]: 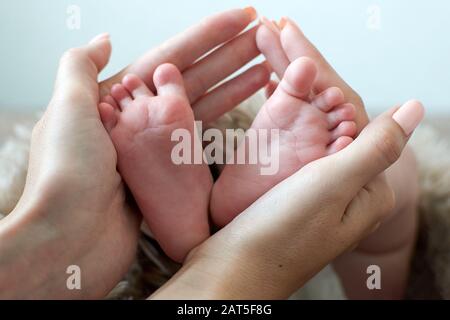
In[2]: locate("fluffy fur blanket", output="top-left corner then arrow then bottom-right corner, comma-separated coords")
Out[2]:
0,94 -> 449,299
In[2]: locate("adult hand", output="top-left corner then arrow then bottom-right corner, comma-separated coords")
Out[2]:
257,17 -> 368,131
100,7 -> 270,124
0,8 -> 269,299
257,16 -> 421,299
153,100 -> 424,299
0,35 -> 140,299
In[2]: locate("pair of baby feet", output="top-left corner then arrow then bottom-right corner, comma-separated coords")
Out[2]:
99,57 -> 356,263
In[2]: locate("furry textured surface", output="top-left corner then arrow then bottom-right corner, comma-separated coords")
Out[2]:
0,94 -> 449,299
0,122 -> 33,215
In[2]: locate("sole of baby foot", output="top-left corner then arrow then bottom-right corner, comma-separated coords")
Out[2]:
211,57 -> 356,227
100,64 -> 212,262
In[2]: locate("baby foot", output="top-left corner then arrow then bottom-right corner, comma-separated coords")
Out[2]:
99,64 -> 212,262
211,57 -> 356,227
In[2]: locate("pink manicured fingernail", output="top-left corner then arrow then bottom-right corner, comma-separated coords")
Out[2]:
260,16 -> 280,35
279,17 -> 288,30
392,100 -> 425,135
244,6 -> 257,21
89,33 -> 109,44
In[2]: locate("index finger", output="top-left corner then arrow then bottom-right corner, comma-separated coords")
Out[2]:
100,7 -> 257,94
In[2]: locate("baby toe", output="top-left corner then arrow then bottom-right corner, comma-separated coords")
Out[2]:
330,121 -> 357,142
111,83 -> 133,110
312,87 -> 345,112
327,103 -> 356,129
327,136 -> 354,155
122,74 -> 154,99
102,94 -> 120,111
98,102 -> 118,133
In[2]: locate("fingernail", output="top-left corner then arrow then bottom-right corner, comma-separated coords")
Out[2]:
392,100 -> 425,135
260,16 -> 280,35
89,32 -> 109,44
244,6 -> 257,21
279,17 -> 288,30
272,19 -> 280,30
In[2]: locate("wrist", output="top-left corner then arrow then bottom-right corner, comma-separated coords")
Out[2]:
0,194 -> 79,299
151,245 -> 245,299
152,233 -> 294,299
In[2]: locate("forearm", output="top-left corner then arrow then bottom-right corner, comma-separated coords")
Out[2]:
151,226 -> 316,300
151,247 -> 291,300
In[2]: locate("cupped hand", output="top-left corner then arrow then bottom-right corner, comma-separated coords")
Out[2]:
0,8 -> 271,298
0,35 -> 141,299
154,100 -> 424,299
100,7 -> 270,124
257,17 -> 369,131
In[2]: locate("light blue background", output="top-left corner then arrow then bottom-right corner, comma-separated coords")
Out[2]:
1,0 -> 449,115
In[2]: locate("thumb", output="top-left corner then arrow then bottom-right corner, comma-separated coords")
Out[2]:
52,33 -> 112,107
332,99 -> 424,195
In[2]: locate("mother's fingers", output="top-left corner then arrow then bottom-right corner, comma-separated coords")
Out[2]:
158,7 -> 257,73
256,22 -> 289,79
100,7 -> 257,94
193,63 -> 270,123
53,34 -> 111,112
278,16 -> 368,126
184,27 -> 260,103
279,18 -> 346,94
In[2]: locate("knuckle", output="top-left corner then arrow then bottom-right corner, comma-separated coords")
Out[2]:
52,85 -> 90,105
380,186 -> 396,218
373,126 -> 403,167
373,178 -> 396,219
201,14 -> 227,33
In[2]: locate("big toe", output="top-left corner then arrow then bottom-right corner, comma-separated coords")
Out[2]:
153,63 -> 188,100
151,64 -> 193,125
279,57 -> 317,100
